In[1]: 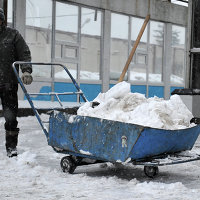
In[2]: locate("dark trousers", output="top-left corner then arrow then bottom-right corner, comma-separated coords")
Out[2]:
0,84 -> 18,131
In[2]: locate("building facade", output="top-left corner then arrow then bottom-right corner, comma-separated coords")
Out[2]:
1,0 -> 188,102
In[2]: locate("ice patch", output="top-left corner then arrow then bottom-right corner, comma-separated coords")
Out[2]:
80,150 -> 92,155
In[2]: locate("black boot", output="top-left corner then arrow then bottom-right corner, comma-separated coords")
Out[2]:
5,130 -> 19,157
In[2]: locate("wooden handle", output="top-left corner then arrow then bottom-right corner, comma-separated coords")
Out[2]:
118,14 -> 150,83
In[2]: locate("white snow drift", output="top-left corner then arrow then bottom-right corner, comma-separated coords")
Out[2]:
78,81 -> 194,130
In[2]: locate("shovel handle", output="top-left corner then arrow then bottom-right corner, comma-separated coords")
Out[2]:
118,14 -> 150,83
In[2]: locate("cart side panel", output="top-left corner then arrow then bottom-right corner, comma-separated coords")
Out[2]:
48,112 -> 144,162
130,125 -> 200,160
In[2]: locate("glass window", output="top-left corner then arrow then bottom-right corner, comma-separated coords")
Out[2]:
130,17 -> 148,82
172,25 -> 185,47
26,0 -> 52,29
26,0 -> 52,78
149,21 -> 164,83
55,3 -> 78,43
131,17 -> 147,46
110,13 -> 129,81
55,44 -> 62,59
54,62 -> 77,80
64,46 -> 78,59
171,25 -> 186,85
31,64 -> 52,79
80,8 -> 102,80
81,8 -> 101,36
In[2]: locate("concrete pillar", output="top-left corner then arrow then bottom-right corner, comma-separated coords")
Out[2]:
185,0 -> 192,88
101,10 -> 111,93
13,0 -> 26,100
13,0 -> 26,37
190,0 -> 200,89
163,23 -> 172,99
0,0 -> 3,8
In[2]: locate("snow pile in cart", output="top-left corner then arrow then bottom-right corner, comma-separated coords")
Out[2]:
77,81 -> 194,130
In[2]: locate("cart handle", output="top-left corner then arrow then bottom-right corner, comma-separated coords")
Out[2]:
12,61 -> 88,138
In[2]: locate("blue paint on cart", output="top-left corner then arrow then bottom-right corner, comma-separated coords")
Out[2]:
48,111 -> 200,162
131,126 -> 200,160
12,62 -> 200,176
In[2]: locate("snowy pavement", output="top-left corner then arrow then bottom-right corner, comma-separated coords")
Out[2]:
0,115 -> 200,200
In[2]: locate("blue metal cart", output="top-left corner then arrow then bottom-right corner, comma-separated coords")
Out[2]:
12,62 -> 200,178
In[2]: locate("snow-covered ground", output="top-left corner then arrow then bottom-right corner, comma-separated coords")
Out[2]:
0,81 -> 200,200
55,69 -> 184,84
0,115 -> 200,200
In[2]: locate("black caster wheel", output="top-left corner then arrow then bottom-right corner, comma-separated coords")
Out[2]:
144,166 -> 159,178
60,156 -> 76,174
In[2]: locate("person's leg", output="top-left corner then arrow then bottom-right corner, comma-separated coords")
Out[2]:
2,84 -> 19,157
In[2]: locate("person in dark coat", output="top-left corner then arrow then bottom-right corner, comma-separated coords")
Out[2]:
0,8 -> 33,157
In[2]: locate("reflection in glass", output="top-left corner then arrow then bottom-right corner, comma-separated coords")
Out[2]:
31,64 -> 52,78
54,63 -> 77,80
26,0 -> 52,28
80,8 -> 101,80
55,44 -> 62,59
81,8 -> 101,36
111,13 -> 128,39
149,21 -> 164,83
171,25 -> 185,85
130,17 -> 148,82
25,0 -> 52,79
64,46 -> 77,59
110,13 -> 129,81
56,3 -> 78,43
137,53 -> 147,65
131,17 -> 147,44
172,25 -> 185,47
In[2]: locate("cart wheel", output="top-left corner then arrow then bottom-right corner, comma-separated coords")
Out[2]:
144,166 -> 159,178
60,156 -> 76,174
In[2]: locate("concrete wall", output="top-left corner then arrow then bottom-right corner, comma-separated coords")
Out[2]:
64,0 -> 188,26
0,0 -> 3,8
3,0 -> 188,100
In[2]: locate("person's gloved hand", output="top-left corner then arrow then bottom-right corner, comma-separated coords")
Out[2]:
21,72 -> 33,85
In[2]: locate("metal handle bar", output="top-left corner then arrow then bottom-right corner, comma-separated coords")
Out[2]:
12,62 -> 88,101
12,61 -> 88,138
29,92 -> 84,107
